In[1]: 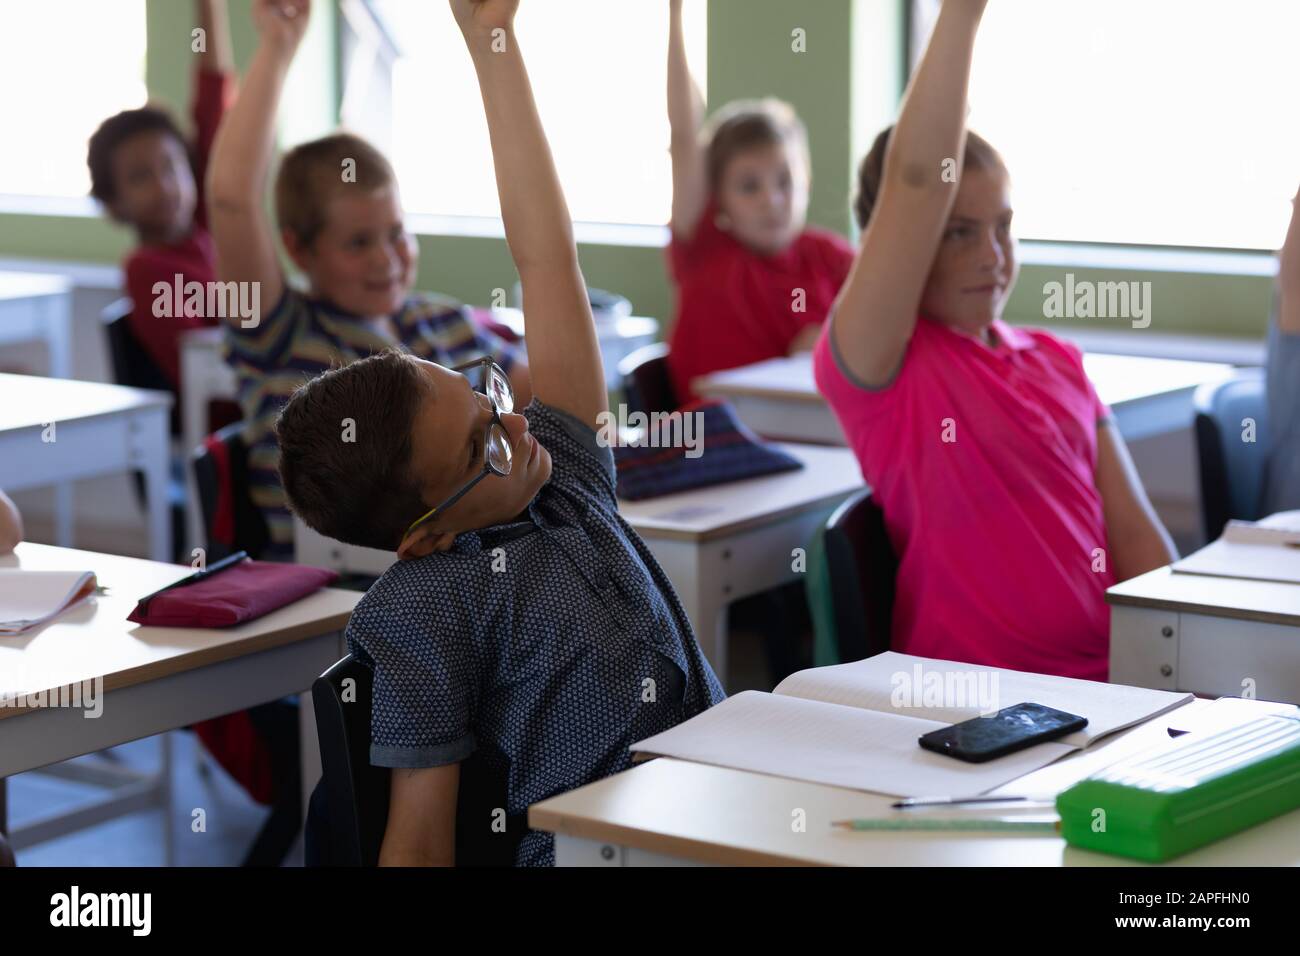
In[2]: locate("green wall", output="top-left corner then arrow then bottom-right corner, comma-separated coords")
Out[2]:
0,0 -> 1273,341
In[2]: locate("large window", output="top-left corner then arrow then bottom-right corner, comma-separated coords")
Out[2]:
357,0 -> 706,232
0,0 -> 148,208
911,0 -> 1300,251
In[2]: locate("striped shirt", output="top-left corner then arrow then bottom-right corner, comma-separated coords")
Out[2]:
223,288 -> 522,558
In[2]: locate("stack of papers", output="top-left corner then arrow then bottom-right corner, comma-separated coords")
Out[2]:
0,570 -> 98,635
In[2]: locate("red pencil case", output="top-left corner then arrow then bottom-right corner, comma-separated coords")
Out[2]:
127,560 -> 339,628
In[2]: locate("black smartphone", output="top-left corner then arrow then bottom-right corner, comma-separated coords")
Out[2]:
918,702 -> 1088,763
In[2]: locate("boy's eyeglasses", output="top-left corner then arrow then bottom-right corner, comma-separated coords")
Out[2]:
404,358 -> 514,539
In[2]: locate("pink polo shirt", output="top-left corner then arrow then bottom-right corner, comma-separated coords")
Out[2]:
813,316 -> 1115,680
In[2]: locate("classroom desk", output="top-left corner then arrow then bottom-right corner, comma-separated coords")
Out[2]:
0,271 -> 73,379
295,443 -> 863,684
695,352 -> 1236,445
0,373 -> 173,562
0,542 -> 360,863
1108,567 -> 1300,703
618,443 -> 862,681
529,696 -> 1300,866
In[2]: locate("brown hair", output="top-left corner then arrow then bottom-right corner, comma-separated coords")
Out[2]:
854,126 -> 1006,230
274,132 -> 396,247
276,349 -> 430,551
703,98 -> 810,192
87,106 -> 190,205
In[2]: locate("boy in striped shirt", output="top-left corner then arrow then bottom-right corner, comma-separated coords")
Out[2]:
206,0 -> 530,557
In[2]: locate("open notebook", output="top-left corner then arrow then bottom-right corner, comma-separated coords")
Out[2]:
0,570 -> 97,635
632,652 -> 1193,798
1172,510 -> 1300,585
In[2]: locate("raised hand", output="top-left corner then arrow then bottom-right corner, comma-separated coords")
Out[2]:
450,0 -> 520,38
252,0 -> 311,55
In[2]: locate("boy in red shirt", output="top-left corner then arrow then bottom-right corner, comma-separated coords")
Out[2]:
664,0 -> 854,404
87,0 -> 234,394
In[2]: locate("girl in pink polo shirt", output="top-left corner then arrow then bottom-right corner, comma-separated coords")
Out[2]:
814,0 -> 1176,681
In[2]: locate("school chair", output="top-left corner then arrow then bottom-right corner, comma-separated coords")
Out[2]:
806,489 -> 896,666
191,421 -> 303,865
101,298 -> 187,561
1193,368 -> 1270,541
618,341 -> 677,415
191,420 -> 270,562
311,654 -> 390,866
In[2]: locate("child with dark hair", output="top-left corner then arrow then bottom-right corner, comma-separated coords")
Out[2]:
208,0 -> 529,558
277,0 -> 723,866
87,0 -> 234,392
663,0 -> 854,403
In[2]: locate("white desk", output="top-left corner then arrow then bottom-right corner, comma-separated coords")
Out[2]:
696,352 -> 1236,445
529,696 -> 1300,866
1108,568 -> 1300,703
0,542 -> 360,862
619,443 -> 862,682
294,443 -> 864,685
0,373 -> 173,562
0,272 -> 73,379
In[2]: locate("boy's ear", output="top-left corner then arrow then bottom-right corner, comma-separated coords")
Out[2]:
281,227 -> 313,273
396,523 -> 456,561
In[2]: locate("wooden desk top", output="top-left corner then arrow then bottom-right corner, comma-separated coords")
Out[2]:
696,351 -> 1233,409
1107,566 -> 1300,627
529,697 -> 1300,866
0,374 -> 172,432
0,272 -> 71,301
0,543 -> 361,718
619,443 -> 863,542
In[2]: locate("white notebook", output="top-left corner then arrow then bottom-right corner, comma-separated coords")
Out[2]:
631,652 -> 1193,798
0,570 -> 98,635
1172,510 -> 1300,585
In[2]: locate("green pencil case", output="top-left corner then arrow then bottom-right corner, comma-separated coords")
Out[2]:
1056,714 -> 1300,862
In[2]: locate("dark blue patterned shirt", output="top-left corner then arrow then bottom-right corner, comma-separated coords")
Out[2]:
346,400 -> 726,866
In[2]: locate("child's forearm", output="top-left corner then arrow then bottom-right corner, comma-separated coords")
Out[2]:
667,0 -> 703,147
886,0 -> 985,199
461,12 -> 605,425
207,44 -> 291,209
667,0 -> 707,234
467,35 -> 577,274
196,0 -> 234,75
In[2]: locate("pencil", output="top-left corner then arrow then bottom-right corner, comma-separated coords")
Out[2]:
832,817 -> 1060,833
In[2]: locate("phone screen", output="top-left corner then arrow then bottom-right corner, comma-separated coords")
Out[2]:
918,702 -> 1088,763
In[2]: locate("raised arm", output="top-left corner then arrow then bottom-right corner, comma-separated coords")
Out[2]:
206,0 -> 312,319
453,0 -> 607,429
830,0 -> 988,387
196,0 -> 233,75
667,0 -> 708,240
1279,183 -> 1300,334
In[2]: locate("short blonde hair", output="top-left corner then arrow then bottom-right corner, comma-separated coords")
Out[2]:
274,132 -> 396,246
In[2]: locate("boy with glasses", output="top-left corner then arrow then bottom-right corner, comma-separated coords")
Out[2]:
275,0 -> 724,866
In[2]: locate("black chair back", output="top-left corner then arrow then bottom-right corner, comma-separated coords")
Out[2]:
191,421 -> 271,561
823,489 -> 896,662
618,341 -> 677,415
1193,368 -> 1269,540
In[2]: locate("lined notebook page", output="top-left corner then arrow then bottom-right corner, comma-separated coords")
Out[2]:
631,690 -> 1074,797
773,652 -> 1192,748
